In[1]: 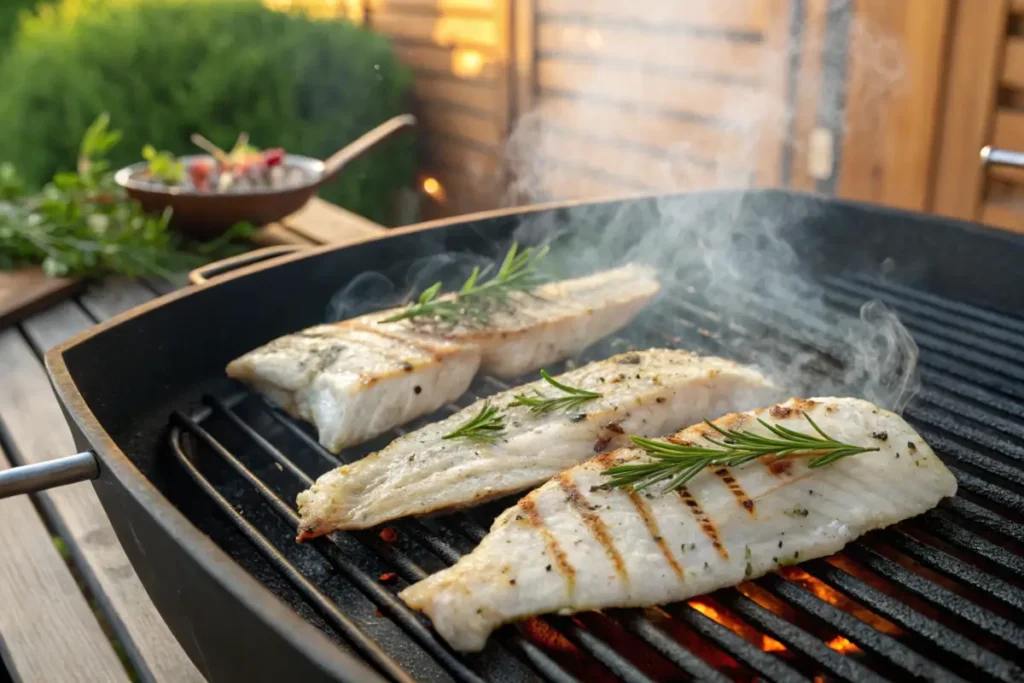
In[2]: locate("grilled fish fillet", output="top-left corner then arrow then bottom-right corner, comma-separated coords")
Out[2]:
295,349 -> 777,538
227,265 -> 660,452
399,397 -> 957,652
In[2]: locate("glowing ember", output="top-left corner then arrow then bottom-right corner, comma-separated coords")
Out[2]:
780,566 -> 903,637
826,635 -> 863,655
688,597 -> 787,653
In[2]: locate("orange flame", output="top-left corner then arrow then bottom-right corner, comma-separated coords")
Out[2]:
688,597 -> 788,653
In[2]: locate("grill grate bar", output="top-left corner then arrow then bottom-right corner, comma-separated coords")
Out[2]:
916,387 -> 1024,442
170,411 -> 491,683
762,573 -> 968,682
842,274 -> 1024,335
613,611 -> 732,683
883,531 -> 1024,613
664,604 -> 810,683
907,404 -> 1024,466
922,512 -> 1024,577
167,424 -> 415,683
802,560 -> 1023,681
943,465 -> 1024,515
842,543 -> 1024,651
715,589 -> 889,683
544,617 -> 658,683
209,400 -> 590,683
944,496 -> 1024,541
829,276 -> 1024,343
906,426 -> 1024,489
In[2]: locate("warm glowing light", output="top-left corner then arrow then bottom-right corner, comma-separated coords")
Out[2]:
585,30 -> 604,49
451,48 -> 486,78
826,635 -> 862,655
422,176 -> 447,202
688,598 -> 787,654
780,566 -> 903,637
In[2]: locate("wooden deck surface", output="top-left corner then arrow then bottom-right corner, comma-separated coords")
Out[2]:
0,202 -> 384,682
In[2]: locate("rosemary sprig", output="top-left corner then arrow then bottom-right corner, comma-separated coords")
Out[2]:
510,369 -> 602,414
382,243 -> 549,324
602,413 -> 880,494
442,402 -> 506,442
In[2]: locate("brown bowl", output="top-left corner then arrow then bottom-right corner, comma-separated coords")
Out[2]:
115,154 -> 324,238
114,114 -> 416,238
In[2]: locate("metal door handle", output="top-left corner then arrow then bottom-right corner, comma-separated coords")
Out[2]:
980,146 -> 1024,169
0,452 -> 98,499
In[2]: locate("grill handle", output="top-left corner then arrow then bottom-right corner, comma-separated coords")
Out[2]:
0,452 -> 99,500
188,244 -> 306,285
980,145 -> 1024,169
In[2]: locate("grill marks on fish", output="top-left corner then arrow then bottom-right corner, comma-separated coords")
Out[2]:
676,489 -> 729,560
227,265 -> 661,452
714,468 -> 756,514
400,397 -> 959,653
518,498 -> 576,597
294,349 -> 778,534
557,474 -> 629,585
628,492 -> 686,582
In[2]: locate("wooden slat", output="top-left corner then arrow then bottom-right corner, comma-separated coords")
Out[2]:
373,12 -> 498,49
511,0 -> 537,118
0,437 -> 129,683
79,279 -> 158,321
788,0 -> 830,190
4,290 -> 205,683
393,44 -> 499,81
536,0 -> 772,34
413,74 -> 500,113
532,95 -> 754,164
838,0 -> 953,212
281,197 -> 386,245
994,109 -> 1024,150
421,165 -> 506,213
530,162 -> 648,200
368,0 -> 496,13
536,22 -> 764,79
1004,37 -> 1024,89
423,136 -> 502,177
1012,0 -> 1024,12
982,199 -> 1024,232
536,58 -> 764,126
526,133 -> 748,192
416,103 -> 505,145
931,0 -> 1008,219
752,0 -> 789,187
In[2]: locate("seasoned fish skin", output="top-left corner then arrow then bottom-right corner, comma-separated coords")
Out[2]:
227,265 -> 660,452
399,397 -> 957,652
295,349 -> 777,537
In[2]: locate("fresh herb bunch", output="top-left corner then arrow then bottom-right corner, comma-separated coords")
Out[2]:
442,401 -> 506,442
510,369 -> 602,414
0,114 -> 251,279
141,144 -> 185,185
603,413 -> 879,494
383,243 -> 549,325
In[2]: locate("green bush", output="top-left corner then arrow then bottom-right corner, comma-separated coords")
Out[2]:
0,0 -> 39,56
0,0 -> 415,224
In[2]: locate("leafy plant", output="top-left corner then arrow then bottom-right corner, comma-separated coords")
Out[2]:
141,145 -> 185,185
0,0 -> 415,224
0,113 -> 251,278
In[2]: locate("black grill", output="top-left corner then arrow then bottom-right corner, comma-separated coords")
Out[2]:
168,272 -> 1024,683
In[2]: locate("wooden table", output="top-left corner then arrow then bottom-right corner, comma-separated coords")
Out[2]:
0,201 -> 384,682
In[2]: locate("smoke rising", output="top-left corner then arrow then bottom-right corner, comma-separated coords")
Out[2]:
327,0 -> 920,413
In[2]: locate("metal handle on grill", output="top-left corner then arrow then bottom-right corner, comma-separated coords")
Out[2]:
188,244 -> 306,285
980,146 -> 1024,169
0,452 -> 99,499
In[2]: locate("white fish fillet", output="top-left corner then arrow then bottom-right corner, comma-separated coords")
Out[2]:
399,397 -> 957,652
295,349 -> 777,538
227,265 -> 660,452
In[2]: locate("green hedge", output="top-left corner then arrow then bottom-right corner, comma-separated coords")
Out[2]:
0,0 -> 415,224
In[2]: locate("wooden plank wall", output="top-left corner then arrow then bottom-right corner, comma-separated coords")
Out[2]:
366,0 -> 511,218
513,0 -> 793,202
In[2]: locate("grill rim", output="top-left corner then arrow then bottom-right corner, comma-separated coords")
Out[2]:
41,190 -> 1024,682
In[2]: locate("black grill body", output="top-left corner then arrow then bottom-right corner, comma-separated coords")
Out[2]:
47,190 -> 1024,683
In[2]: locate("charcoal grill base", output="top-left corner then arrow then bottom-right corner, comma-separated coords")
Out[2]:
46,191 -> 1024,683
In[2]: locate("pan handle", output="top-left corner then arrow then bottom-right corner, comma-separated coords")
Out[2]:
320,114 -> 417,185
188,244 -> 306,285
0,452 -> 99,500
980,146 -> 1024,169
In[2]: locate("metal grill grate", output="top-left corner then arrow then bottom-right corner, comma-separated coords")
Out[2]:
168,273 -> 1024,683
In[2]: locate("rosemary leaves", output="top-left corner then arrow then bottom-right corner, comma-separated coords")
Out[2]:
510,370 -> 602,414
442,402 -> 505,442
602,413 -> 879,494
382,243 -> 549,324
